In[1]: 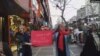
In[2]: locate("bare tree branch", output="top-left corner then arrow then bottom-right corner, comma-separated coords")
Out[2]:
56,4 -> 63,10
66,0 -> 72,5
50,0 -> 72,24
50,0 -> 63,10
61,0 -> 67,23
66,5 -> 78,10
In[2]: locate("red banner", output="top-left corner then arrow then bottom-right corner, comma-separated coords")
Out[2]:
31,30 -> 53,46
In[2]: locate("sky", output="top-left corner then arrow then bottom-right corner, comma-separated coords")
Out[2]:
48,0 -> 86,27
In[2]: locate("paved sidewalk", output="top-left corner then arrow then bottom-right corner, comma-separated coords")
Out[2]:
32,44 -> 56,56
13,43 -> 83,56
69,44 -> 82,56
13,43 -> 56,56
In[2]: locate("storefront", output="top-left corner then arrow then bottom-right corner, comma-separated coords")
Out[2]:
8,15 -> 25,52
0,15 -> 29,55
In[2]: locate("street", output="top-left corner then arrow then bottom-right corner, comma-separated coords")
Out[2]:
1,0 -> 100,56
31,43 -> 83,56
69,44 -> 82,56
32,44 -> 56,56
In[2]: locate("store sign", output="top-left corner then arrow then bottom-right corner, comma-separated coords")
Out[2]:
31,31 -> 53,46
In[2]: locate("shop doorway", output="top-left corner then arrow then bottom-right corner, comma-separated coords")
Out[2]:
8,15 -> 25,55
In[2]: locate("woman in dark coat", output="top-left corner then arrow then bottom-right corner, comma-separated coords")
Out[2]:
80,24 -> 100,56
56,24 -> 70,56
21,32 -> 32,56
18,24 -> 32,56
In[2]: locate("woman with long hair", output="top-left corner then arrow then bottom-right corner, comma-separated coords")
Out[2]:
17,24 -> 32,56
56,24 -> 70,56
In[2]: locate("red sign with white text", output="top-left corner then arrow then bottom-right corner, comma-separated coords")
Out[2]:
31,31 -> 53,46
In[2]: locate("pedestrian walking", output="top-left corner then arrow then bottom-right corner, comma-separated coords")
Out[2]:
16,24 -> 32,56
56,24 -> 70,56
15,27 -> 23,56
80,24 -> 100,56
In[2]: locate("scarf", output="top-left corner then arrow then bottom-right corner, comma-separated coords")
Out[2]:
58,31 -> 65,51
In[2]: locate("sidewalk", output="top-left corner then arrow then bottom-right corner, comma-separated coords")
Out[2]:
32,43 -> 56,56
69,44 -> 82,56
12,43 -> 56,56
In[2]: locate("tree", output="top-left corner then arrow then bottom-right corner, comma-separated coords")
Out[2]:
51,0 -> 72,24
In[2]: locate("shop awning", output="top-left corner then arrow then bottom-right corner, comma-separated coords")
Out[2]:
0,0 -> 30,18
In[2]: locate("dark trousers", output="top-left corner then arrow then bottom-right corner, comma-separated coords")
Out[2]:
58,48 -> 66,56
22,45 -> 32,56
80,33 -> 100,56
57,37 -> 67,56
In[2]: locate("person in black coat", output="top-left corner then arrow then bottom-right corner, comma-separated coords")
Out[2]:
16,24 -> 32,56
80,24 -> 100,56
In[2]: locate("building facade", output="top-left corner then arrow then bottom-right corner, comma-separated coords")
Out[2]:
69,16 -> 77,23
77,7 -> 86,19
85,0 -> 100,24
76,0 -> 100,24
85,0 -> 100,16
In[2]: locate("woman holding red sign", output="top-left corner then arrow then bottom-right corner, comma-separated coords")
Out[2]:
16,24 -> 32,56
